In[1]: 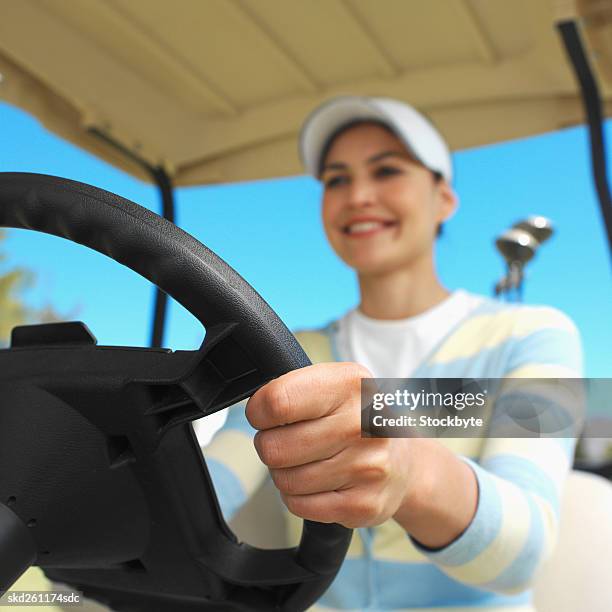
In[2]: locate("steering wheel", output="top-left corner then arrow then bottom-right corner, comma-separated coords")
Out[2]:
0,173 -> 352,611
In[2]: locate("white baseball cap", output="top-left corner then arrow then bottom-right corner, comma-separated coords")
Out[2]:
299,96 -> 452,181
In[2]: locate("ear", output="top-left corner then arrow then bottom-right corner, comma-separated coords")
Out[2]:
435,180 -> 458,224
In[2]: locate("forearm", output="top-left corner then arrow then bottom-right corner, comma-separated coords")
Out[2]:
392,438 -> 478,549
393,437 -> 573,594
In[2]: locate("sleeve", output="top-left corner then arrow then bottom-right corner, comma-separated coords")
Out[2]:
412,306 -> 583,595
201,401 -> 270,521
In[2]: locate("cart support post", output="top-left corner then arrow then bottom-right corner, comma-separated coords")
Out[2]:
148,167 -> 175,348
557,19 -> 612,270
87,128 -> 178,347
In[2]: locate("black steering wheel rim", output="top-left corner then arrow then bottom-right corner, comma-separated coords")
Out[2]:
1,172 -> 307,372
0,172 -> 352,611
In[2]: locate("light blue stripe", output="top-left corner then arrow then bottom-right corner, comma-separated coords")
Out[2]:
411,459 -> 503,567
318,558 -> 532,609
482,455 -> 561,516
360,528 -> 375,608
420,328 -> 581,379
374,560 -> 533,609
504,328 -> 582,373
556,435 -> 576,455
420,346 -> 510,378
469,298 -> 515,316
480,494 -> 545,592
317,557 -> 371,609
222,401 -> 256,437
205,457 -> 246,521
324,321 -> 344,362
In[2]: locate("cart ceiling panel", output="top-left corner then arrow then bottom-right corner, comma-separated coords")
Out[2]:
0,0 -> 610,186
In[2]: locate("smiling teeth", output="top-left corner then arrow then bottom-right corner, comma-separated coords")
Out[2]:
346,221 -> 385,234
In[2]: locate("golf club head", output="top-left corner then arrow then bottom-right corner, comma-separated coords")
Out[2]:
495,228 -> 538,265
513,216 -> 554,244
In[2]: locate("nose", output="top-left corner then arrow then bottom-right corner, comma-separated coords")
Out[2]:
346,175 -> 375,209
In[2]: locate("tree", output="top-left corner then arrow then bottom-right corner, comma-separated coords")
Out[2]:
0,230 -> 63,346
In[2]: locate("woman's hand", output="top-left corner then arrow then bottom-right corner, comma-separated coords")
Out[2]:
246,362 -> 426,529
247,362 -> 478,545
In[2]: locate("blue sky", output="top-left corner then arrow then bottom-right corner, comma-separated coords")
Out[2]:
1,101 -> 611,377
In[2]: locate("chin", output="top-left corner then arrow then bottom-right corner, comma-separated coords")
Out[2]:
346,254 -> 407,277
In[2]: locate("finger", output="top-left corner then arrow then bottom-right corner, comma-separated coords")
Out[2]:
253,411 -> 360,468
270,454 -> 350,496
282,487 -> 385,529
246,362 -> 369,430
281,490 -> 345,524
269,442 -> 391,494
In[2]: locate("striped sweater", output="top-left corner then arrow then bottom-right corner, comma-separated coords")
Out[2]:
203,296 -> 583,611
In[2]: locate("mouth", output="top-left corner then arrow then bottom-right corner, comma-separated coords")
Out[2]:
342,219 -> 398,237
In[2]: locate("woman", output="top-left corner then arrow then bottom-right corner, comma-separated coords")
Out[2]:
204,96 -> 583,611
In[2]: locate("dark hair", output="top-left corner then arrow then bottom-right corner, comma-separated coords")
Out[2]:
318,119 -> 446,238
317,119 -> 398,177
432,171 -> 444,237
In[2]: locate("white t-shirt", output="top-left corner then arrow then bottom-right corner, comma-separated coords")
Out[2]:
335,289 -> 485,378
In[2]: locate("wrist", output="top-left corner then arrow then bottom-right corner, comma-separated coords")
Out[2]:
393,440 -> 478,549
392,437 -> 435,525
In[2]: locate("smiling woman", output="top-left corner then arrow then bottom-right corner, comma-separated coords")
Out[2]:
318,122 -> 454,298
203,96 -> 584,612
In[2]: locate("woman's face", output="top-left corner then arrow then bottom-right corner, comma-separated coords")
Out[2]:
320,122 -> 456,276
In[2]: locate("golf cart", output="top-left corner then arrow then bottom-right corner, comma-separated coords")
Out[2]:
1,1 -> 612,610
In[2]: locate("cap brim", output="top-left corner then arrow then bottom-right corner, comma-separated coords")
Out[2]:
299,97 -> 404,176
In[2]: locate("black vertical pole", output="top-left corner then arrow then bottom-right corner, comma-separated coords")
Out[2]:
149,167 -> 175,348
87,128 -> 178,347
557,20 -> 612,270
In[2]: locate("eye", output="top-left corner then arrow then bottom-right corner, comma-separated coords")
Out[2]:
324,174 -> 349,189
374,165 -> 402,179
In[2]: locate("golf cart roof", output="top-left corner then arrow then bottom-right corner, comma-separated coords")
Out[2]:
0,0 -> 611,187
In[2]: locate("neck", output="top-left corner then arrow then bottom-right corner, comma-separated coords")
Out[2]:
357,252 -> 449,320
